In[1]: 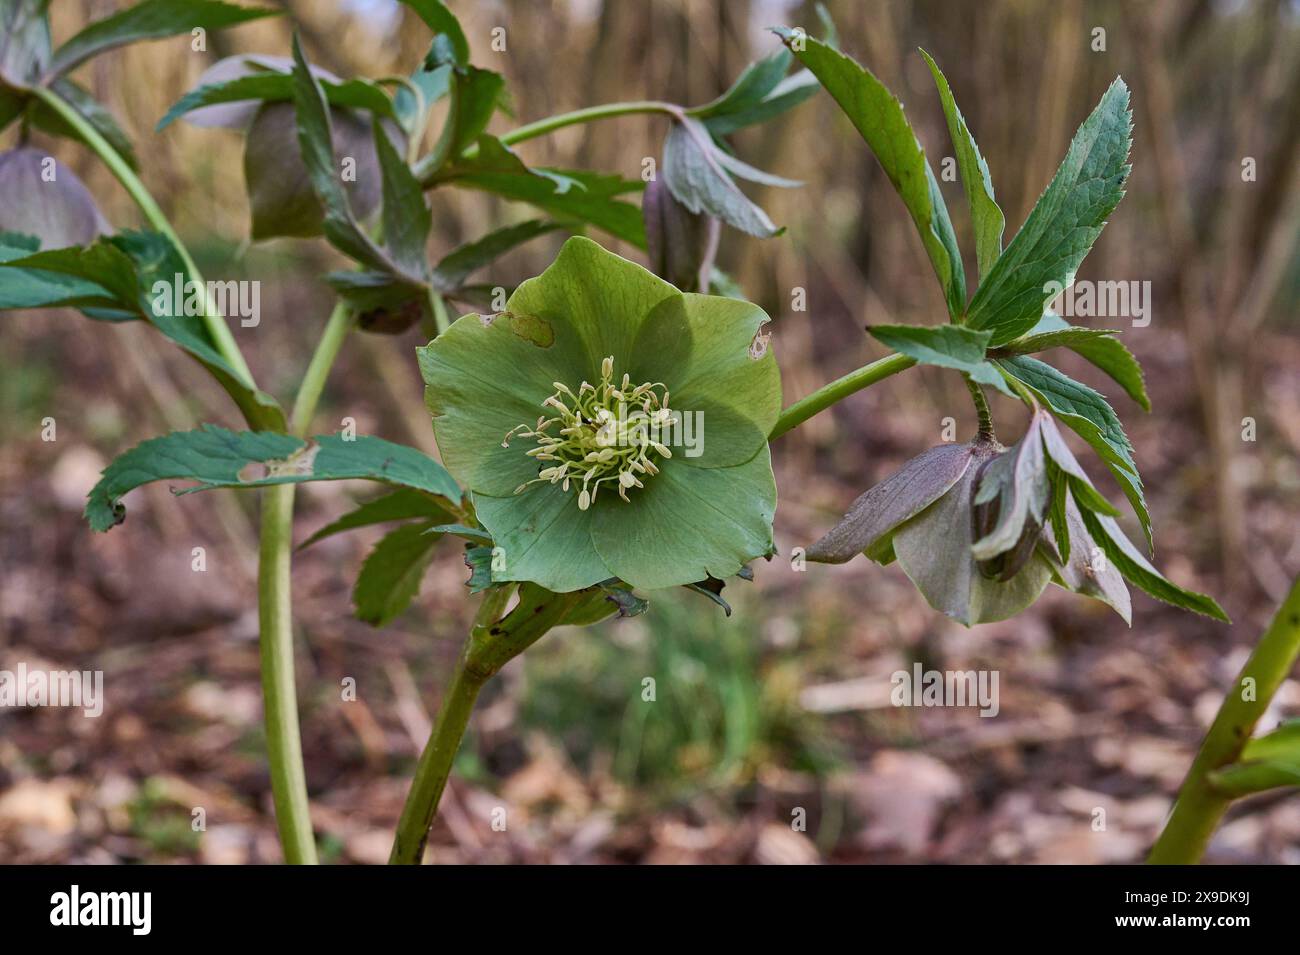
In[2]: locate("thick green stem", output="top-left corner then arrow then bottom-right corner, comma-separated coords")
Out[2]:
257,482 -> 318,864
32,85 -> 255,385
769,353 -> 915,440
1148,575 -> 1300,863
389,585 -> 580,864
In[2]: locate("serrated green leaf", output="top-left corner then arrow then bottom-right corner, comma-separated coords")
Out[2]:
702,70 -> 819,136
1003,326 -> 1149,411
158,70 -> 395,131
352,521 -> 442,625
866,323 -> 1012,396
431,219 -> 560,292
288,35 -> 416,281
86,425 -> 461,532
300,487 -> 450,548
966,78 -> 1132,345
999,354 -> 1150,550
690,48 -> 794,120
776,30 -> 965,317
373,115 -> 431,277
437,135 -> 646,248
0,232 -> 119,309
662,115 -> 785,238
49,0 -> 277,79
3,228 -> 284,427
920,49 -> 1003,282
1079,508 -> 1228,622
1047,463 -> 1071,565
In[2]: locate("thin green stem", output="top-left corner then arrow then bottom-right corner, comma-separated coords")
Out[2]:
417,100 -> 680,186
389,585 -> 580,864
290,301 -> 355,438
498,100 -> 681,147
32,85 -> 255,385
1148,575 -> 1300,864
258,482 -> 318,864
964,376 -> 995,440
429,289 -> 451,336
769,353 -> 915,440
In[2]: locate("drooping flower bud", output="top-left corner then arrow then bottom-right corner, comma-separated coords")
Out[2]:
643,176 -> 720,293
0,147 -> 107,248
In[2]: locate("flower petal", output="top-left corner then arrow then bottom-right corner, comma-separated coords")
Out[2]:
472,482 -> 609,593
894,441 -> 1052,625
807,442 -> 977,564
1042,492 -> 1132,624
506,235 -> 679,372
627,292 -> 780,467
971,413 -> 1048,561
590,448 -> 776,590
418,309 -> 591,496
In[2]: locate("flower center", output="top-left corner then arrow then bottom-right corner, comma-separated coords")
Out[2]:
503,356 -> 676,510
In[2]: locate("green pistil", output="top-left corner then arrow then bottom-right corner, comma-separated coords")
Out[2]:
503,356 -> 675,510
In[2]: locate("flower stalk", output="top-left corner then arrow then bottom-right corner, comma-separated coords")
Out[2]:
389,585 -> 582,864
769,352 -> 915,439
1148,574 -> 1300,864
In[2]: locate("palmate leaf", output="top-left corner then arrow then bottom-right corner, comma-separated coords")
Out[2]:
47,0 -> 276,79
866,323 -> 1012,396
997,355 -> 1151,551
966,78 -> 1132,345
920,50 -> 1003,282
776,30 -> 965,318
86,425 -> 461,532
352,521 -> 444,625
1000,325 -> 1150,411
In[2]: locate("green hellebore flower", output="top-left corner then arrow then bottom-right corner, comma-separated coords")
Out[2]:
418,236 -> 780,594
